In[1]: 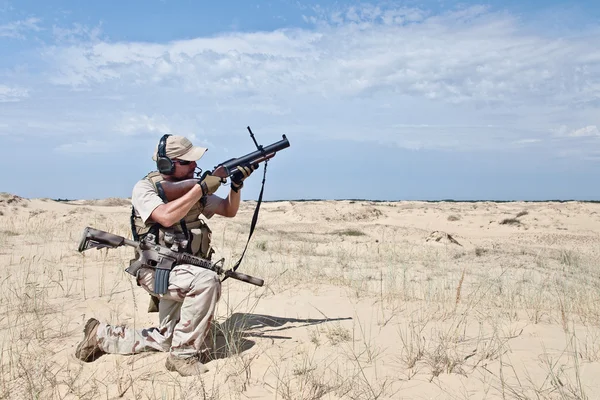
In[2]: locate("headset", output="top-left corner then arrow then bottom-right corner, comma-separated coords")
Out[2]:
156,134 -> 175,175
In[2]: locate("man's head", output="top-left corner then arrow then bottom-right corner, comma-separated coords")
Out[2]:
153,135 -> 207,180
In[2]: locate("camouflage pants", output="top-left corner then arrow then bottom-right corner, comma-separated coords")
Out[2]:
96,265 -> 221,359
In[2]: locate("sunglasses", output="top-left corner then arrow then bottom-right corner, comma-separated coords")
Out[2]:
175,159 -> 193,165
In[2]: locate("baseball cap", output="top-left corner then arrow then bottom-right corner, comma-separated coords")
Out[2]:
152,135 -> 208,162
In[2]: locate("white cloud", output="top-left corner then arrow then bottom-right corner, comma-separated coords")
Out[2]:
113,113 -> 219,149
52,22 -> 102,44
514,139 -> 542,144
0,17 -> 42,39
116,114 -> 176,136
0,84 -> 29,102
3,4 -> 600,157
41,6 -> 600,108
54,139 -> 113,154
569,125 -> 599,137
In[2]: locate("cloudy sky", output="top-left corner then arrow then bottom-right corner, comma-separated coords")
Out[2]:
1,0 -> 599,201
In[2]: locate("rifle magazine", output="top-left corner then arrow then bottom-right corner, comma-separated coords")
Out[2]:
154,269 -> 170,295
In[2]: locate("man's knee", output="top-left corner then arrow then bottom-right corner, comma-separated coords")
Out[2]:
190,268 -> 221,289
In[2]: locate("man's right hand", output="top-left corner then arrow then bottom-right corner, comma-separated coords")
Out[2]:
197,175 -> 222,196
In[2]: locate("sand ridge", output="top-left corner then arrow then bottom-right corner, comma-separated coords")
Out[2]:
1,195 -> 600,399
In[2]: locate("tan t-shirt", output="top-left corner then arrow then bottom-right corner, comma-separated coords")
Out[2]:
131,178 -> 220,224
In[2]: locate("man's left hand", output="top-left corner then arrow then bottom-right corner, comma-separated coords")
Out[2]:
230,164 -> 257,192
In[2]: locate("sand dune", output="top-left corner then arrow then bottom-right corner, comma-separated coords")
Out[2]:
1,195 -> 600,399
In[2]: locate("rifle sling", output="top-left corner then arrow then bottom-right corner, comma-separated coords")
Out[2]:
130,206 -> 140,241
222,160 -> 268,282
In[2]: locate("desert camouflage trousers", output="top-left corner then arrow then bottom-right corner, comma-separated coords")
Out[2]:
96,265 -> 221,359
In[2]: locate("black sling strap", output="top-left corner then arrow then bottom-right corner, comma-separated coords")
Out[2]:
130,205 -> 140,241
222,160 -> 268,282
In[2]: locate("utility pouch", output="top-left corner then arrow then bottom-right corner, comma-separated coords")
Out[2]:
189,221 -> 214,260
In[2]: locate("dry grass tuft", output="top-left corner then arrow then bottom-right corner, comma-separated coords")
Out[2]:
1,199 -> 599,399
333,229 -> 366,237
499,218 -> 521,225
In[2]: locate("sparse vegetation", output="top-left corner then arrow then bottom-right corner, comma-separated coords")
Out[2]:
0,198 -> 598,399
324,324 -> 352,344
500,210 -> 530,226
499,217 -> 521,225
447,214 -> 461,221
334,229 -> 366,236
560,249 -> 579,268
475,247 -> 487,256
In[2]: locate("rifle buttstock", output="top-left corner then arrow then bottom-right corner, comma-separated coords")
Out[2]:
78,227 -> 137,252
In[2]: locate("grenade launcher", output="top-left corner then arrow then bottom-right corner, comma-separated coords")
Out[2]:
159,130 -> 290,201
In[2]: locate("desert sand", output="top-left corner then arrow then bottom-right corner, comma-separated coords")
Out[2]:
1,192 -> 600,399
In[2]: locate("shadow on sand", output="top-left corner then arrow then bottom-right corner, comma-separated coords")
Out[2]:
82,313 -> 350,363
207,313 -> 352,360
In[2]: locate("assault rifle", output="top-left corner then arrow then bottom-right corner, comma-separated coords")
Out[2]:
78,227 -> 264,289
160,130 -> 290,201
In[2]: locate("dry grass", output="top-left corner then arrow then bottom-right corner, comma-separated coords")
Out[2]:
1,199 -> 600,399
500,218 -> 521,225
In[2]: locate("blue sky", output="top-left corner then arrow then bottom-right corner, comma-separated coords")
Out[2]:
1,0 -> 599,201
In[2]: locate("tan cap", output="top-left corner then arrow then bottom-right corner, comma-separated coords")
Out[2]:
152,135 -> 208,162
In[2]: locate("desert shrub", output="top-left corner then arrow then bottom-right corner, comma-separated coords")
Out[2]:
560,250 -> 579,268
516,210 -> 528,218
475,247 -> 487,256
334,229 -> 366,236
325,324 -> 351,344
447,215 -> 460,221
499,218 -> 520,225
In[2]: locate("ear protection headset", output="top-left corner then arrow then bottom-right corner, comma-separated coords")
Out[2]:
156,134 -> 175,175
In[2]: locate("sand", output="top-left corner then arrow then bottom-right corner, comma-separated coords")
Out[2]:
1,192 -> 600,399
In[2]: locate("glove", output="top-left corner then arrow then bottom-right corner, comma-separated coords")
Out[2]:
197,175 -> 222,196
230,164 -> 256,192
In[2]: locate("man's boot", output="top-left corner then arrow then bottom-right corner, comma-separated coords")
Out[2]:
165,355 -> 209,376
75,318 -> 104,361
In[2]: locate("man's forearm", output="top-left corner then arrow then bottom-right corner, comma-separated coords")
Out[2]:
224,188 -> 241,217
152,185 -> 204,226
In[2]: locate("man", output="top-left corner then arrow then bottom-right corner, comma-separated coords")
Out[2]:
74,134 -> 255,376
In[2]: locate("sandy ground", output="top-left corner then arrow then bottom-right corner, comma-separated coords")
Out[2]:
1,192 -> 600,399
